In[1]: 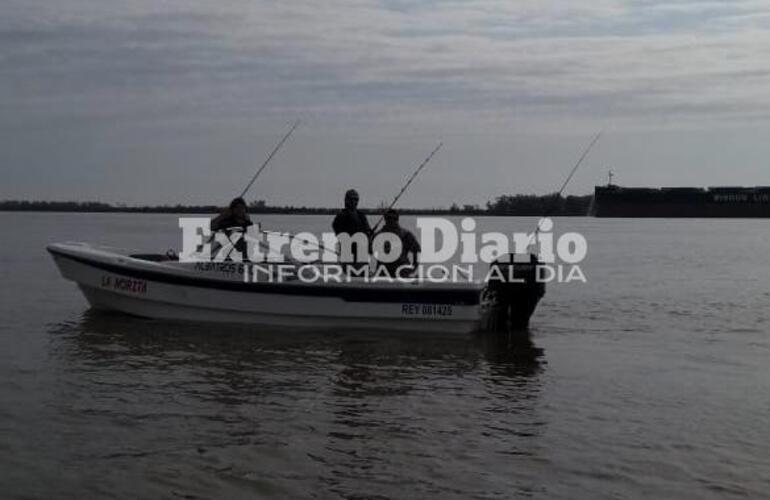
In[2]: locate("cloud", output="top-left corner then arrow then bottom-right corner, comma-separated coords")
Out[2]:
3,0 -> 770,132
3,0 -> 770,204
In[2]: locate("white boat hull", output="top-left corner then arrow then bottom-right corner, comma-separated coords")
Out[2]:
49,243 -> 485,333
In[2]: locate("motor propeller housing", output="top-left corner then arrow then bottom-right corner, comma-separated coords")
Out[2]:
481,253 -> 546,332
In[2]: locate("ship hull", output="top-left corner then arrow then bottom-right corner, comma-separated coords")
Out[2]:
593,186 -> 770,218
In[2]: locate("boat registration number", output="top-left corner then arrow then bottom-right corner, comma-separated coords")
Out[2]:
101,275 -> 147,294
401,304 -> 453,317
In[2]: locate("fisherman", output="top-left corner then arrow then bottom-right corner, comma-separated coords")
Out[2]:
332,189 -> 371,236
375,209 -> 420,278
212,197 -> 253,231
210,197 -> 253,260
332,189 -> 371,269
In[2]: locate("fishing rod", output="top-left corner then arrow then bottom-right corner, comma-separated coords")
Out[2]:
209,120 -> 299,248
208,120 -> 301,254
239,119 -> 301,199
527,131 -> 603,247
553,131 -> 602,203
371,141 -> 443,232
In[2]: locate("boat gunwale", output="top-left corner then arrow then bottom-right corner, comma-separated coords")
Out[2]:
48,245 -> 482,305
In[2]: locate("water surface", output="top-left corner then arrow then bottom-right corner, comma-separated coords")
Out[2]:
1,213 -> 769,499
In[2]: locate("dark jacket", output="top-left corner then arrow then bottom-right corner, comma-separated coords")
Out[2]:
211,215 -> 253,232
376,226 -> 421,276
332,209 -> 371,267
332,209 -> 371,236
210,214 -> 252,260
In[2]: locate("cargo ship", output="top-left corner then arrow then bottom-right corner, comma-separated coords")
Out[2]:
592,184 -> 770,217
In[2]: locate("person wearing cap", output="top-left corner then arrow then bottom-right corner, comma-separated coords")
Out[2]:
210,197 -> 253,260
375,209 -> 420,278
332,189 -> 371,236
211,197 -> 253,232
332,189 -> 372,270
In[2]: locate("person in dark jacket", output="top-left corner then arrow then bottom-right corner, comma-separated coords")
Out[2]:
211,197 -> 253,232
375,209 -> 420,278
332,189 -> 371,269
210,197 -> 253,260
332,189 -> 371,236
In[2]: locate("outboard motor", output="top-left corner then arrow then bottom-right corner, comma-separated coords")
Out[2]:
481,253 -> 545,332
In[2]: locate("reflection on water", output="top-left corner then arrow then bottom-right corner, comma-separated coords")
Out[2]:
53,310 -> 545,378
475,329 -> 545,378
42,311 -> 547,499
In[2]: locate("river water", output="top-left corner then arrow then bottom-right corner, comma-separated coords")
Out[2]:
1,213 -> 769,499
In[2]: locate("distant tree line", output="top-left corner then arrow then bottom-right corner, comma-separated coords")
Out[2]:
0,200 -> 221,214
484,194 -> 593,216
0,194 -> 593,216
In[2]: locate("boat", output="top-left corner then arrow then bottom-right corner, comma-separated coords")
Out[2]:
593,184 -> 770,217
47,242 -> 545,333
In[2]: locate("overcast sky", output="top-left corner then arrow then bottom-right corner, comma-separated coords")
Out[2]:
3,0 -> 770,207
